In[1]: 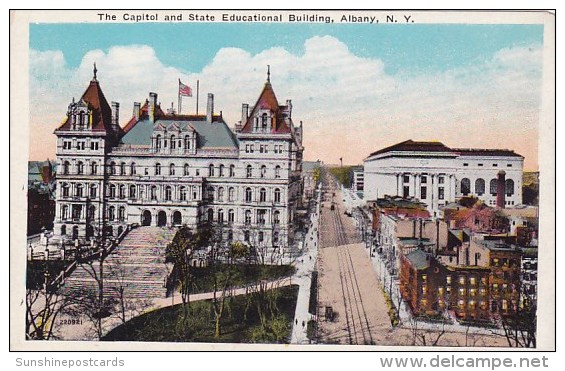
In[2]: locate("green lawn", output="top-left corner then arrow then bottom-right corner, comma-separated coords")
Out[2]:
188,264 -> 295,294
102,285 -> 299,343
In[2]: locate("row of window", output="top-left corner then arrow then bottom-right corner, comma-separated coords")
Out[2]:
62,160 -> 286,180
462,163 -> 513,168
460,178 -> 515,196
208,186 -> 282,203
62,140 -> 99,151
153,134 -> 195,151
206,208 -> 281,225
244,143 -> 285,154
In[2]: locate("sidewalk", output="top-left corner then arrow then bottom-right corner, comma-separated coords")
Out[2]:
290,186 -> 322,344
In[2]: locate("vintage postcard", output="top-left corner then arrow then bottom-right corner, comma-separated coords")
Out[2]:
10,10 -> 555,352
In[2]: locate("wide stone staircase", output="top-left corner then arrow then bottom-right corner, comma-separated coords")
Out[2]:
62,226 -> 177,300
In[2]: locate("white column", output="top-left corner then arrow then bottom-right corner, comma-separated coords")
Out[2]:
396,173 -> 401,196
415,173 -> 421,199
450,174 -> 456,201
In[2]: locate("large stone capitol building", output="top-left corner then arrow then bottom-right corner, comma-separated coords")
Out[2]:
52,67 -> 304,258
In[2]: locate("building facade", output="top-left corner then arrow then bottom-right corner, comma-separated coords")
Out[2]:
364,140 -> 524,215
52,68 -> 304,259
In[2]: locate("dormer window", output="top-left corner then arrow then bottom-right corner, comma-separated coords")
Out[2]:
261,113 -> 268,130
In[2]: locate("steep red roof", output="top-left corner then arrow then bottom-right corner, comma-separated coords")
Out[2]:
55,79 -> 113,133
369,140 -> 454,157
240,82 -> 291,134
122,100 -> 167,134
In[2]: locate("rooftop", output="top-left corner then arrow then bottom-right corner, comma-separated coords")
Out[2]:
404,249 -> 432,270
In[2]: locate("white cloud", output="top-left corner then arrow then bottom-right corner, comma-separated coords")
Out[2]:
29,36 -> 543,169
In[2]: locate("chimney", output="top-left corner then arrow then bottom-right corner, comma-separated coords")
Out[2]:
111,101 -> 120,126
207,93 -> 214,122
286,99 -> 292,118
241,103 -> 249,124
496,170 -> 506,208
149,92 -> 158,122
133,102 -> 141,120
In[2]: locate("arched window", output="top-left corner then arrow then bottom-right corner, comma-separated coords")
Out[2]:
109,161 -> 116,175
258,231 -> 264,243
246,165 -> 252,178
260,188 -> 267,202
150,185 -> 157,200
219,164 -> 225,177
184,135 -> 191,151
207,186 -> 214,202
274,188 -> 281,203
62,183 -> 70,197
490,179 -> 498,195
88,205 -> 95,219
245,188 -> 252,203
109,184 -> 116,198
207,209 -> 214,222
260,165 -> 267,178
89,184 -> 97,198
180,186 -> 187,201
244,210 -> 252,224
184,163 -> 190,176
461,178 -> 471,196
61,225 -> 67,235
75,184 -> 83,197
275,165 -> 281,179
244,230 -> 250,242
77,161 -> 84,175
129,185 -> 136,198
229,164 -> 235,177
228,187 -> 235,202
218,187 -> 225,202
118,206 -> 125,221
170,135 -> 176,150
209,164 -> 215,177
273,231 -> 279,243
108,206 -> 116,221
90,161 -> 98,175
165,186 -> 172,201
156,134 -> 162,150
120,162 -> 126,175
61,205 -> 69,220
119,185 -> 126,199
505,179 -> 515,196
475,178 -> 485,196
274,210 -> 280,224
218,209 -> 224,223
63,161 -> 70,175
169,163 -> 175,176
261,113 -> 268,130
228,209 -> 235,223
130,162 -> 136,175
155,163 -> 161,176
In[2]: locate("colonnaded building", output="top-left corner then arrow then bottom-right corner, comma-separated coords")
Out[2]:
52,67 -> 304,257
363,140 -> 524,215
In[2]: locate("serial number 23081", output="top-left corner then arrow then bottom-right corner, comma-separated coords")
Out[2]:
60,318 -> 83,325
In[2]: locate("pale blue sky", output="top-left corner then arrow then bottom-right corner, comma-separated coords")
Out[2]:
29,22 -> 545,169
30,23 -> 543,75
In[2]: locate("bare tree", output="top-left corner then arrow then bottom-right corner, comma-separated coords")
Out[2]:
25,286 -> 74,340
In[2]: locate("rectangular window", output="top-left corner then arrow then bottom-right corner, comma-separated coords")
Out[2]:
438,176 -> 445,184
403,186 -> 409,198
420,176 -> 427,184
478,163 -> 483,167
438,187 -> 444,200
507,164 -> 513,167
463,163 -> 468,167
403,175 -> 410,183
493,163 -> 498,167
420,186 -> 427,200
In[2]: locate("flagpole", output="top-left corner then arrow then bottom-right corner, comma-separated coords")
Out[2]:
178,79 -> 182,115
196,80 -> 200,115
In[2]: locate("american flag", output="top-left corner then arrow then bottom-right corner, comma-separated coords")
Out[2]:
179,79 -> 192,97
